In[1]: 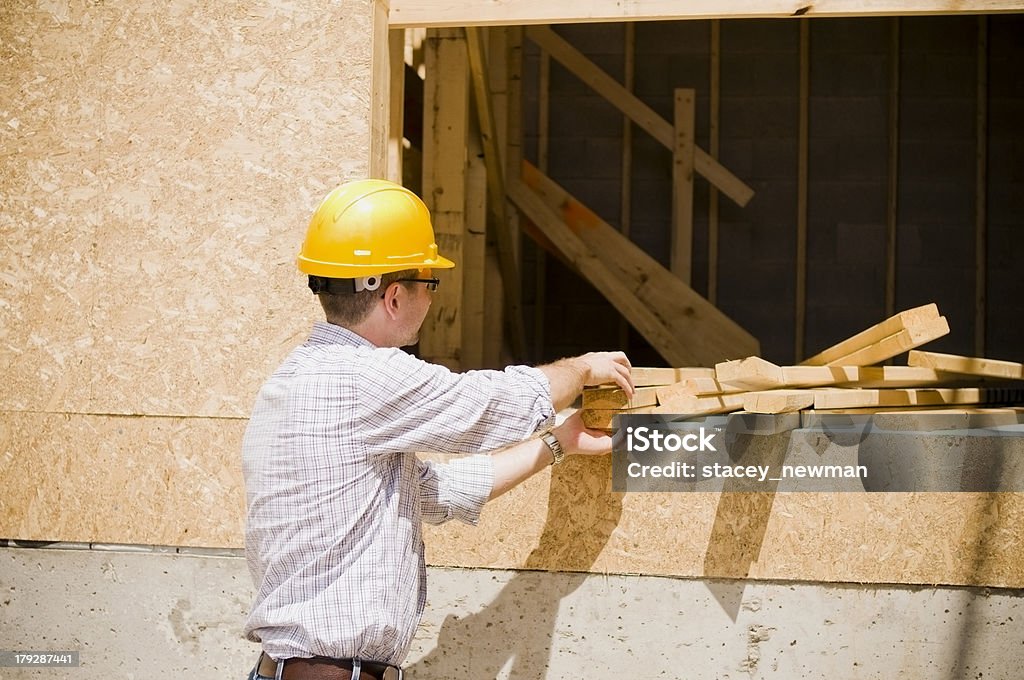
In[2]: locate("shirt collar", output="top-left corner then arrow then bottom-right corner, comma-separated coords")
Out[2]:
307,321 -> 377,349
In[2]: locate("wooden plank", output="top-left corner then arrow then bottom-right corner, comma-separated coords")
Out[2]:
520,161 -> 760,366
908,351 -> 1024,380
582,385 -> 661,410
387,28 -> 406,184
682,376 -> 745,396
656,391 -> 746,415
524,25 -> 754,208
827,316 -> 949,367
420,29 -> 469,370
744,389 -> 816,414
795,19 -> 809,362
975,16 -> 988,356
708,20 -> 721,306
506,26 -> 524,269
483,27 -> 508,368
535,33 -> 550,361
508,178 -> 696,366
781,365 -> 969,388
716,356 -> 785,391
800,303 -> 939,366
812,387 -> 1024,410
630,367 -> 715,386
466,26 -> 528,359
580,405 -> 660,431
672,88 -> 696,284
390,1 -> 1024,28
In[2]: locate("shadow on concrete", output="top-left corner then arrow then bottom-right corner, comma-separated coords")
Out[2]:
406,455 -> 623,679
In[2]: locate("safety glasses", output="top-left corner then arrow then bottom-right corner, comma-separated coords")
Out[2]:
395,277 -> 440,292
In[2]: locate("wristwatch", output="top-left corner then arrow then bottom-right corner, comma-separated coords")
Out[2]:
540,430 -> 565,466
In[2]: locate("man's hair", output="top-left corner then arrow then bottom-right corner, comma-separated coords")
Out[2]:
316,268 -> 419,327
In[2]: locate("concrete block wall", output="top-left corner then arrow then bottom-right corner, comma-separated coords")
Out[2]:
4,547 -> 1023,679
520,16 -> 1024,366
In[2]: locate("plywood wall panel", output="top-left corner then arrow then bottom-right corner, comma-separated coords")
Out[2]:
0,411 -> 246,548
0,0 -> 385,418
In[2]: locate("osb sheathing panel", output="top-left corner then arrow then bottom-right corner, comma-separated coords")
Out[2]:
0,0 -> 383,418
3,412 -> 1022,587
423,453 -> 1024,589
0,411 -> 246,547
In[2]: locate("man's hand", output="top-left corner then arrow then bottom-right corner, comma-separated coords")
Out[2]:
577,351 -> 634,396
551,411 -> 614,457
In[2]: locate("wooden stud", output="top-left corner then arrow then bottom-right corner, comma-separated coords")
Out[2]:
885,18 -> 900,320
619,22 -> 636,350
796,20 -> 810,362
535,34 -> 551,361
708,20 -> 721,306
975,16 -> 988,356
420,28 -> 469,370
466,26 -> 528,359
369,0 -> 392,179
812,387 -> 1024,410
483,27 -> 509,368
519,161 -> 761,366
801,303 -> 939,366
908,351 -> 1024,381
672,88 -> 696,285
524,25 -> 754,207
780,364 -> 968,388
387,29 -> 406,184
463,89 -> 487,369
506,26 -> 524,269
582,385 -> 661,410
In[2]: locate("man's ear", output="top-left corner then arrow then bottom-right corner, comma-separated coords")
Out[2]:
380,281 -> 403,320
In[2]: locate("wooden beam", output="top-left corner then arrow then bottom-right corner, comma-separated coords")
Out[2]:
420,29 -> 469,370
908,351 -> 1024,381
483,27 -> 509,368
796,20 -> 809,362
535,33 -> 551,361
387,28 -> 406,184
508,178 -> 697,366
389,1 -> 1024,28
672,88 -> 696,284
975,16 -> 988,356
812,387 -> 1024,410
465,26 -> 528,359
524,25 -> 755,208
519,161 -> 761,366
800,303 -> 939,366
582,385 -> 661,410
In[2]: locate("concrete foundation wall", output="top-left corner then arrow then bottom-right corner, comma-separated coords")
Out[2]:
3,547 -> 1022,679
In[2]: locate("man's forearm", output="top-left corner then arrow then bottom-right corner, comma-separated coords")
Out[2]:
488,437 -> 554,501
537,358 -> 588,411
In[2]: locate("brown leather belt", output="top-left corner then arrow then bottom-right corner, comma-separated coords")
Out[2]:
257,654 -> 402,680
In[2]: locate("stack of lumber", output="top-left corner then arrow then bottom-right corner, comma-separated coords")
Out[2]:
581,303 -> 1024,430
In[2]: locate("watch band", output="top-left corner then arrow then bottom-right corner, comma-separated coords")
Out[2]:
540,431 -> 565,466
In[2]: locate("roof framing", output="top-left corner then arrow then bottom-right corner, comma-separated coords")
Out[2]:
389,0 -> 1024,28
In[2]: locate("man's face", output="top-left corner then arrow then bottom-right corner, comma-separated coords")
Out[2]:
397,269 -> 433,347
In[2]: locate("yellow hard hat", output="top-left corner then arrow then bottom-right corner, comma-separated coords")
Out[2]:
297,179 -> 455,279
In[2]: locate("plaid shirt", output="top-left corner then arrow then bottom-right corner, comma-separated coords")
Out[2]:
242,321 -> 554,665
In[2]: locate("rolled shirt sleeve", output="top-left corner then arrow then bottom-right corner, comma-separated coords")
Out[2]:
417,454 -> 494,525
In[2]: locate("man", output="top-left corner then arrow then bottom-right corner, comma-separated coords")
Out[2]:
243,179 -> 633,680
